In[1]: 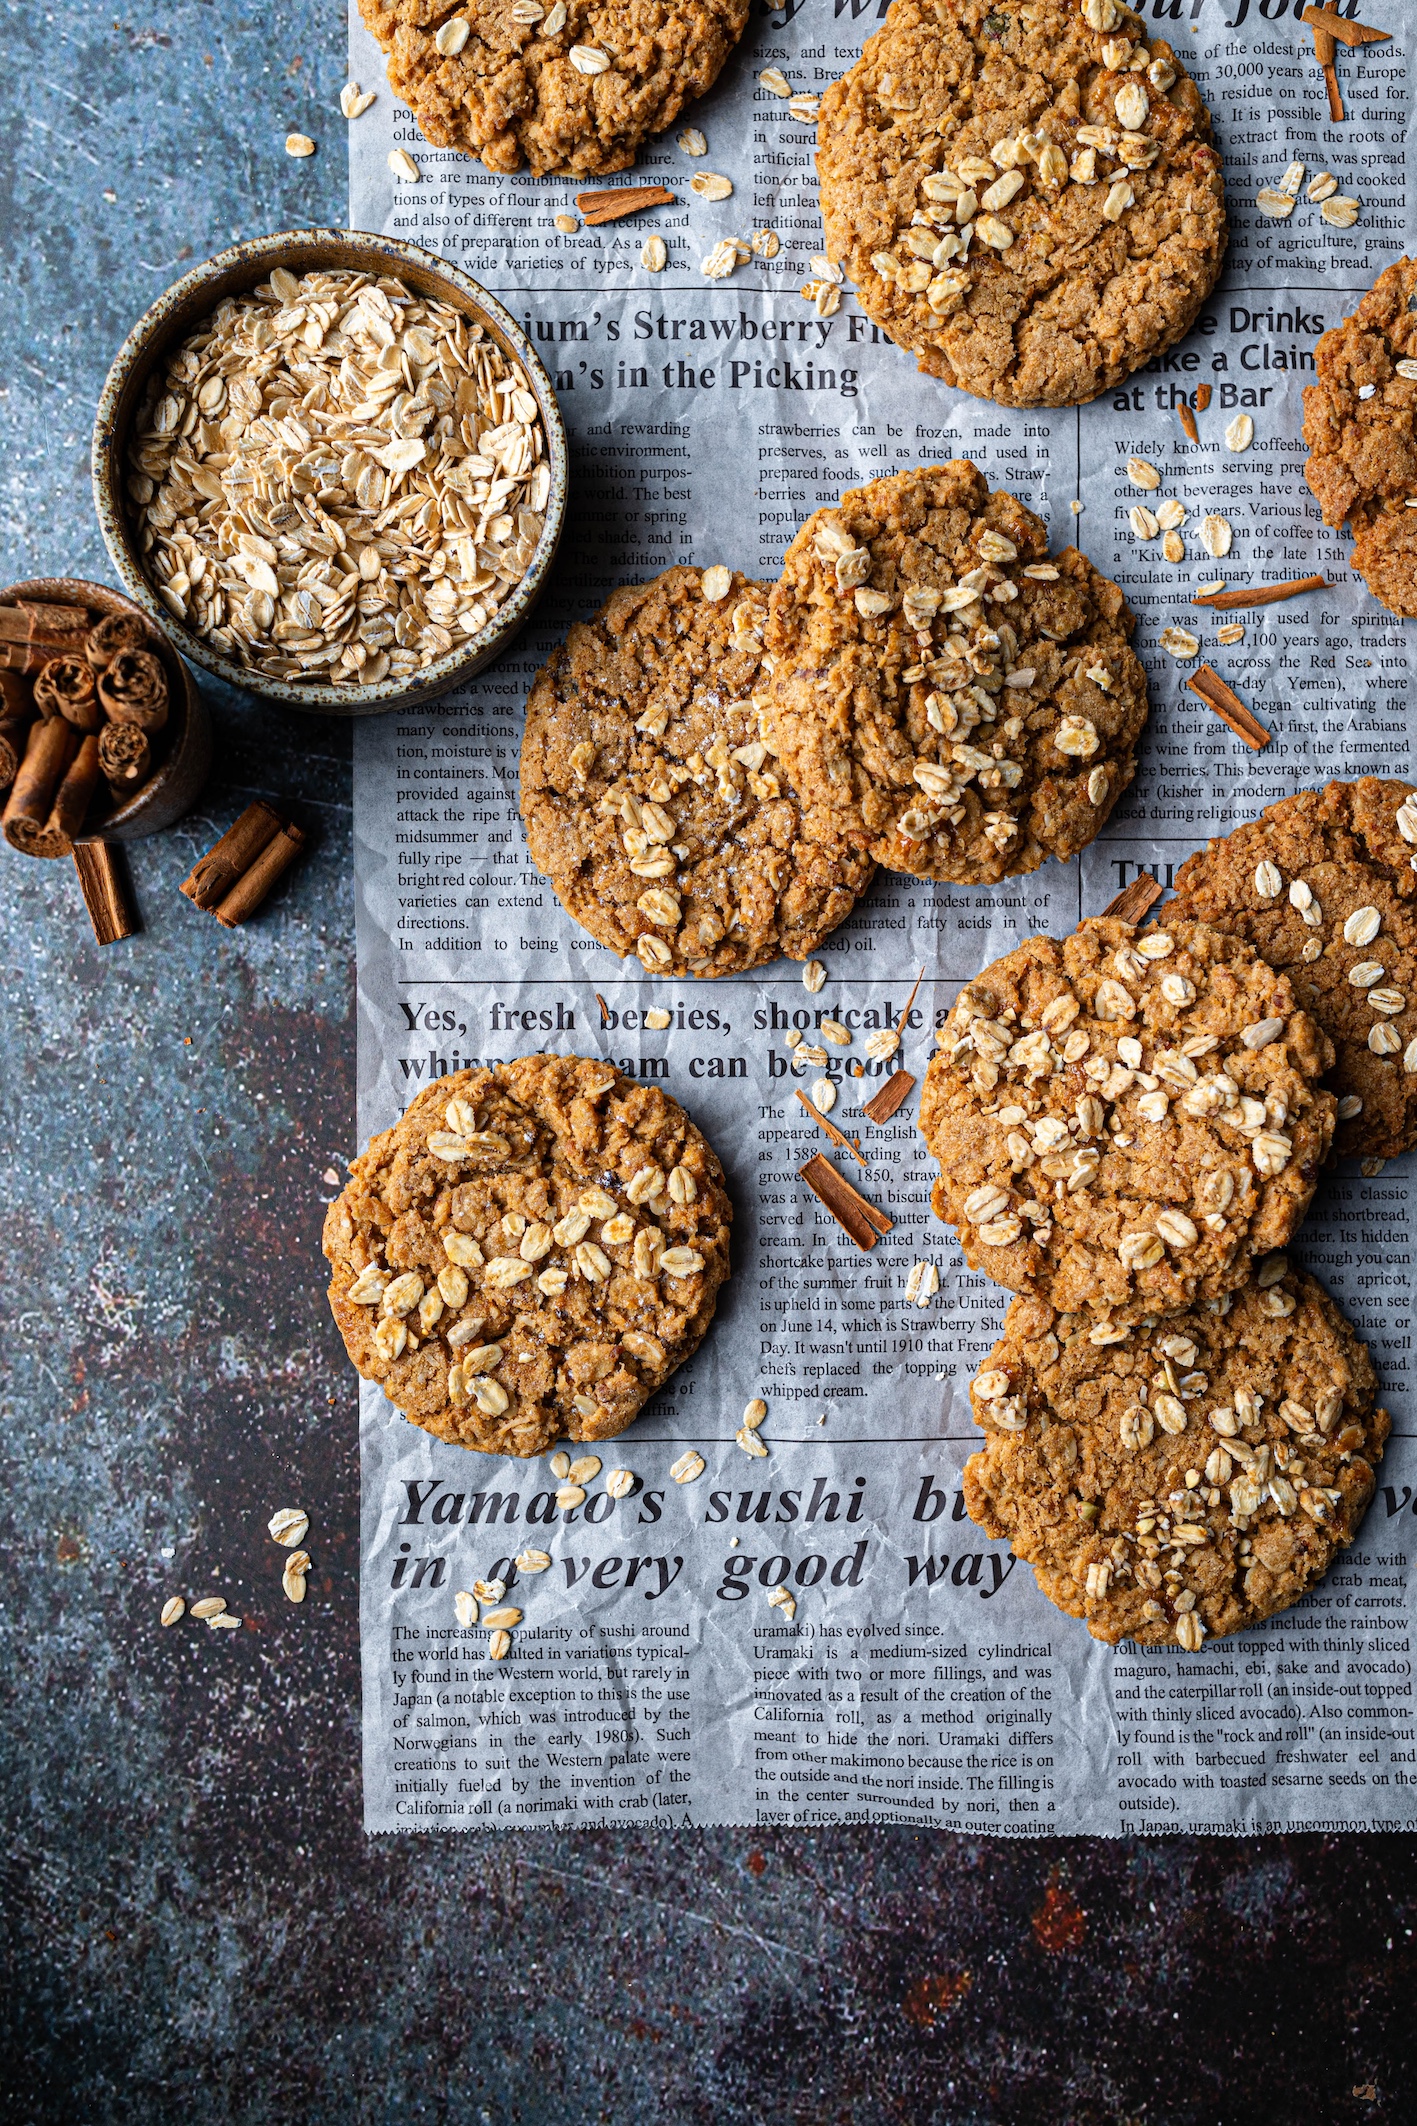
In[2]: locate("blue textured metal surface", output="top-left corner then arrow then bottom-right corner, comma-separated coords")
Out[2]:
1,7 -> 1415,2122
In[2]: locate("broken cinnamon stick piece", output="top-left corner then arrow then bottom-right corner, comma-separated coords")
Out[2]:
595,992 -> 611,1028
1186,663 -> 1271,752
1196,384 -> 1212,413
3,716 -> 79,855
575,184 -> 675,225
1322,59 -> 1344,121
1100,874 -> 1165,924
1191,575 -> 1326,611
98,647 -> 169,731
180,800 -> 284,909
213,821 -> 307,927
799,1151 -> 894,1253
862,1069 -> 917,1125
1178,402 -> 1199,443
72,841 -> 138,945
795,1087 -> 868,1171
1301,6 -> 1390,48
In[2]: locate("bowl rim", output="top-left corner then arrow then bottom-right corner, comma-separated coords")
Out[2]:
0,572 -> 205,836
91,226 -> 568,717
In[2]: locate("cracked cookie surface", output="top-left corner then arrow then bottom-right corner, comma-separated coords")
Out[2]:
963,1263 -> 1387,1649
323,1055 -> 731,1457
919,916 -> 1335,1319
815,0 -> 1226,407
762,462 -> 1149,885
521,567 -> 874,976
1170,778 -> 1417,1161
359,0 -> 750,176
1303,255 -> 1417,617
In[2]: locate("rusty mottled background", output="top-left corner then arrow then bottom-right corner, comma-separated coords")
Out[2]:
0,6 -> 1413,2121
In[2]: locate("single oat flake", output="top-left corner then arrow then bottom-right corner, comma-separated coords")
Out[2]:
641,235 -> 667,271
677,127 -> 707,155
759,67 -> 793,96
340,83 -> 376,120
285,133 -> 316,158
1160,626 -> 1201,659
160,1597 -> 186,1627
267,1507 -> 309,1548
1225,413 -> 1255,451
1126,456 -> 1162,490
670,1450 -> 705,1484
690,172 -> 733,202
605,1469 -> 634,1500
454,1589 -> 479,1629
802,959 -> 826,993
388,147 -> 421,181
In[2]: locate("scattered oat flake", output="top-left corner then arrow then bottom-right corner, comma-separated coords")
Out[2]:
751,228 -> 781,258
1070,499 -> 1083,515
550,1450 -> 571,1479
701,239 -> 740,279
488,1629 -> 512,1660
671,1450 -> 705,1484
455,1590 -> 479,1629
1307,171 -> 1338,201
810,1077 -> 837,1113
701,563 -> 732,600
1278,161 -> 1305,197
267,1508 -> 309,1548
482,1606 -> 522,1630
678,127 -> 707,155
766,1587 -> 796,1619
1126,456 -> 1161,489
340,83 -> 376,119
160,1597 -> 185,1627
736,1426 -> 769,1457
1155,498 -> 1185,531
388,147 -> 421,181
642,235 -> 667,271
1321,196 -> 1360,227
644,1005 -> 671,1028
1255,188 -> 1294,219
1225,413 -> 1254,451
190,1596 -> 227,1620
760,67 -> 793,95
285,132 -> 316,158
1199,514 -> 1232,558
1129,505 -> 1158,540
905,1260 -> 940,1307
209,1611 -> 243,1629
605,1469 -> 634,1500
803,959 -> 826,993
568,1454 -> 602,1483
554,212 -> 579,233
691,171 -> 733,201
1160,626 -> 1201,659
1197,578 -> 1226,595
1216,621 -> 1246,644
789,94 -> 820,122
473,1577 -> 506,1603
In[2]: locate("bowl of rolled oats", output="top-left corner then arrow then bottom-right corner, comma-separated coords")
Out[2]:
92,229 -> 568,714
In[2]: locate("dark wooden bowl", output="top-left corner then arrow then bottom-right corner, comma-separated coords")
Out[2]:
1,575 -> 212,846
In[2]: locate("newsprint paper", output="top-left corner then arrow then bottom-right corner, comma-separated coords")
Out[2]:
348,0 -> 1417,1834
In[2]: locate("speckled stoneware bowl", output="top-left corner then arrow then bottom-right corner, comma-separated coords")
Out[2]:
1,575 -> 212,843
91,228 -> 568,718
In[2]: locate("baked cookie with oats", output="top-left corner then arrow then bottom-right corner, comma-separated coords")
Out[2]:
1170,779 -> 1417,1162
1303,255 -> 1417,618
359,0 -> 750,177
323,1055 -> 731,1457
918,916 -> 1335,1319
963,1262 -> 1387,1650
814,0 -> 1226,408
762,462 -> 1148,885
521,567 -> 873,977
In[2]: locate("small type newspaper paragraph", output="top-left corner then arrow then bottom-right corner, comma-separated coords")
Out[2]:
349,0 -> 1417,1833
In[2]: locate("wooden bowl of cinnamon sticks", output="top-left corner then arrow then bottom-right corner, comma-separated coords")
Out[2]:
0,576 -> 211,860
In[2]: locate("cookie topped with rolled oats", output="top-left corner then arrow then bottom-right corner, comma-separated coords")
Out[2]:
1303,257 -> 1417,618
762,462 -> 1149,884
813,0 -> 1226,407
963,1261 -> 1388,1650
919,916 -> 1336,1319
521,567 -> 873,977
359,0 -> 750,177
322,1055 -> 731,1457
1170,779 -> 1417,1162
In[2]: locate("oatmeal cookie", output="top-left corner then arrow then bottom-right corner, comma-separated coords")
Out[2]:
962,1261 -> 1388,1650
1303,255 -> 1417,617
359,0 -> 750,177
815,0 -> 1226,408
323,1055 -> 731,1456
521,567 -> 873,977
918,917 -> 1336,1318
762,462 -> 1149,884
1170,779 -> 1417,1161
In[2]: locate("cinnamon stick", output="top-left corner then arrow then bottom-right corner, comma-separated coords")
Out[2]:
0,718 -> 28,792
98,719 -> 152,792
98,647 -> 169,731
0,599 -> 91,644
1196,384 -> 1212,412
34,656 -> 101,731
0,671 -> 31,720
1100,874 -> 1165,924
3,716 -> 79,855
72,841 -> 138,945
180,800 -> 284,909
862,1069 -> 917,1124
799,1152 -> 893,1253
47,734 -> 103,851
1186,663 -> 1271,752
1,641 -> 73,675
575,184 -> 675,225
1178,402 -> 1199,443
86,611 -> 151,672
1191,575 -> 1326,611
595,992 -> 611,1027
794,1086 -> 868,1171
1321,58 -> 1344,121
212,821 -> 307,927
1301,6 -> 1390,49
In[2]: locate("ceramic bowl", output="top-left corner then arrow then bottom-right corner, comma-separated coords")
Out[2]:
91,228 -> 568,718
1,574 -> 211,843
